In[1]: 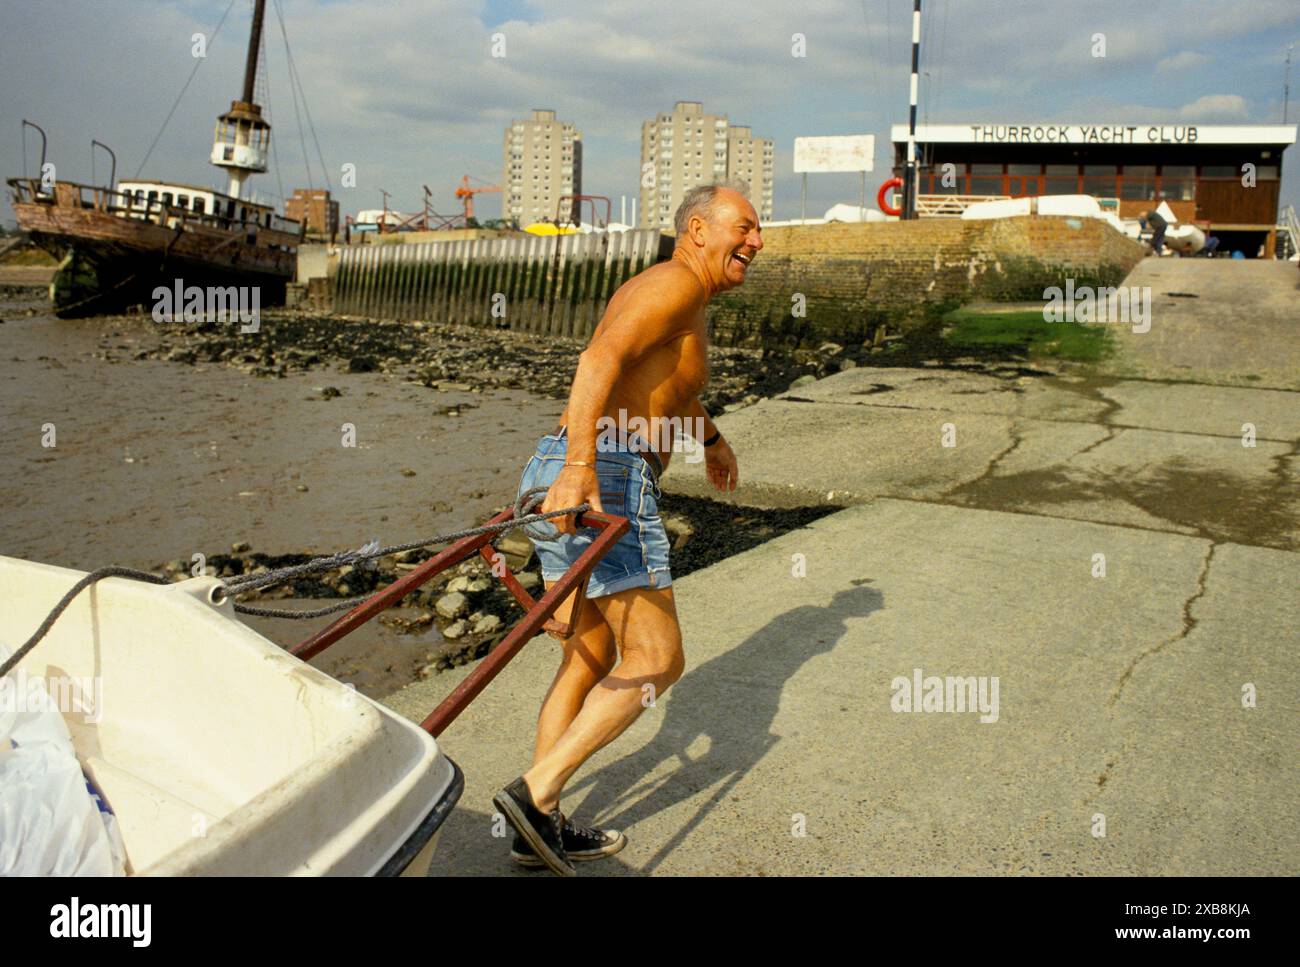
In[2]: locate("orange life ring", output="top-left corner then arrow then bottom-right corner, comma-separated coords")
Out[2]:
877,177 -> 903,216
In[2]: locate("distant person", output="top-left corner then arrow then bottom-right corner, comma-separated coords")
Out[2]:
1200,236 -> 1220,258
495,183 -> 757,875
1140,208 -> 1168,255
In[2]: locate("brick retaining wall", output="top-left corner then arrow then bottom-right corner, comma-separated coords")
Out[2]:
708,215 -> 1145,348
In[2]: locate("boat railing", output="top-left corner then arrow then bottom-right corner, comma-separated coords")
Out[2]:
1278,204 -> 1300,260
8,176 -> 302,245
915,193 -> 1012,218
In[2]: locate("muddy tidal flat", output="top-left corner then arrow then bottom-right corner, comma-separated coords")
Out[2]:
0,292 -> 835,696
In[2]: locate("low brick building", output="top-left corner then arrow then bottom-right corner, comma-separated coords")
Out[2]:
286,188 -> 340,242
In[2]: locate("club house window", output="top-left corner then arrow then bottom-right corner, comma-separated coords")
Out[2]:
1121,166 -> 1156,200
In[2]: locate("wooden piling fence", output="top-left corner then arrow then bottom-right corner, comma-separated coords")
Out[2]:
332,230 -> 670,339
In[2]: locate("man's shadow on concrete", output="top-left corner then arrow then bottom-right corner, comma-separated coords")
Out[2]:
562,579 -> 884,874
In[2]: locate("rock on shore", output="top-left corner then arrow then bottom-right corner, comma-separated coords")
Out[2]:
125,311 -> 842,412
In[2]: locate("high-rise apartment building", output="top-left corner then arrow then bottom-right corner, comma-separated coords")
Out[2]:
726,125 -> 775,222
638,101 -> 773,231
502,109 -> 582,226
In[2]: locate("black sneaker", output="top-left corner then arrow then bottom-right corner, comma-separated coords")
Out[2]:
511,815 -> 627,867
493,777 -> 574,877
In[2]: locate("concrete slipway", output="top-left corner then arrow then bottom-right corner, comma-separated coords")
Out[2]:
382,259 -> 1298,876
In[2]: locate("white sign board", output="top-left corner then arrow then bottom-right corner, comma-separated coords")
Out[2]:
793,135 -> 875,173
888,123 -> 1298,146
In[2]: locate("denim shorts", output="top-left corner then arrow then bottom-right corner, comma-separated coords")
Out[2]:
516,428 -> 672,597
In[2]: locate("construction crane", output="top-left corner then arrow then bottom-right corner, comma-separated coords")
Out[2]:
454,175 -> 501,222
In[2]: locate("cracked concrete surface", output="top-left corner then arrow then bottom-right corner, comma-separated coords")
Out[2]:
666,366 -> 1300,551
388,259 -> 1298,876
1109,541 -> 1217,705
395,502 -> 1297,875
947,419 -> 1027,494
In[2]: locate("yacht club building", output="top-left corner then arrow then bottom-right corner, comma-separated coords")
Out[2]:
889,123 -> 1297,255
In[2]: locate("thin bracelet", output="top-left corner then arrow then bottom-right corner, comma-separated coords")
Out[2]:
702,429 -> 722,448
564,460 -> 595,468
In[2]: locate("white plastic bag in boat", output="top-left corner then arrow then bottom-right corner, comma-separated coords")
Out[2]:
0,645 -> 127,876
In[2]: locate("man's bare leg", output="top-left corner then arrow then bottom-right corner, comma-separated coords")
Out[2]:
533,583 -> 618,765
522,586 -> 685,813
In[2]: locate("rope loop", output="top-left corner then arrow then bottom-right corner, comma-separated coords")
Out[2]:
515,486 -> 563,541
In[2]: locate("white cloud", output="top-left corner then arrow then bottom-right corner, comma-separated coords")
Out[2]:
1156,51 -> 1211,74
1177,94 -> 1251,120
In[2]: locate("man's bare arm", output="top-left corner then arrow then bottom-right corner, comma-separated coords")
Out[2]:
683,396 -> 719,446
684,396 -> 738,491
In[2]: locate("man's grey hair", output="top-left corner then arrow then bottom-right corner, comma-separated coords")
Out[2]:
673,180 -> 751,237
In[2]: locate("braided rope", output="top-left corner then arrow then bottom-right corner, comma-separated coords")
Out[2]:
1,567 -> 169,677
2,491 -> 587,672
219,488 -> 575,597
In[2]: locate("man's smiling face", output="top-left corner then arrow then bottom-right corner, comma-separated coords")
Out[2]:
694,189 -> 763,292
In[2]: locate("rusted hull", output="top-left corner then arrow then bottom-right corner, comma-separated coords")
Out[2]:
14,200 -> 294,318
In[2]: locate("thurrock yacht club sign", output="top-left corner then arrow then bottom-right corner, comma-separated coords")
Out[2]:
969,124 -> 1199,143
890,124 -> 1298,146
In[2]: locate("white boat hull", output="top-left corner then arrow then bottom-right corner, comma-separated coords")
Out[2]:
1163,223 -> 1207,255
0,556 -> 462,876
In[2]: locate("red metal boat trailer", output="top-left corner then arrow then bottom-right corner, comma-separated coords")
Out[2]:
289,505 -> 628,737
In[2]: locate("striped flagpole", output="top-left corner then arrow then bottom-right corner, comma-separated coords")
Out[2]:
903,0 -> 922,219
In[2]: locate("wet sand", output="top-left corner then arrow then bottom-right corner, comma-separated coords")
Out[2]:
0,291 -> 563,693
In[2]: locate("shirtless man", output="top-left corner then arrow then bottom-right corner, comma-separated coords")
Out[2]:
493,183 -> 762,875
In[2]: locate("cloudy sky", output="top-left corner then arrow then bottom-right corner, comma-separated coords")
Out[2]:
2,0 -> 1298,226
